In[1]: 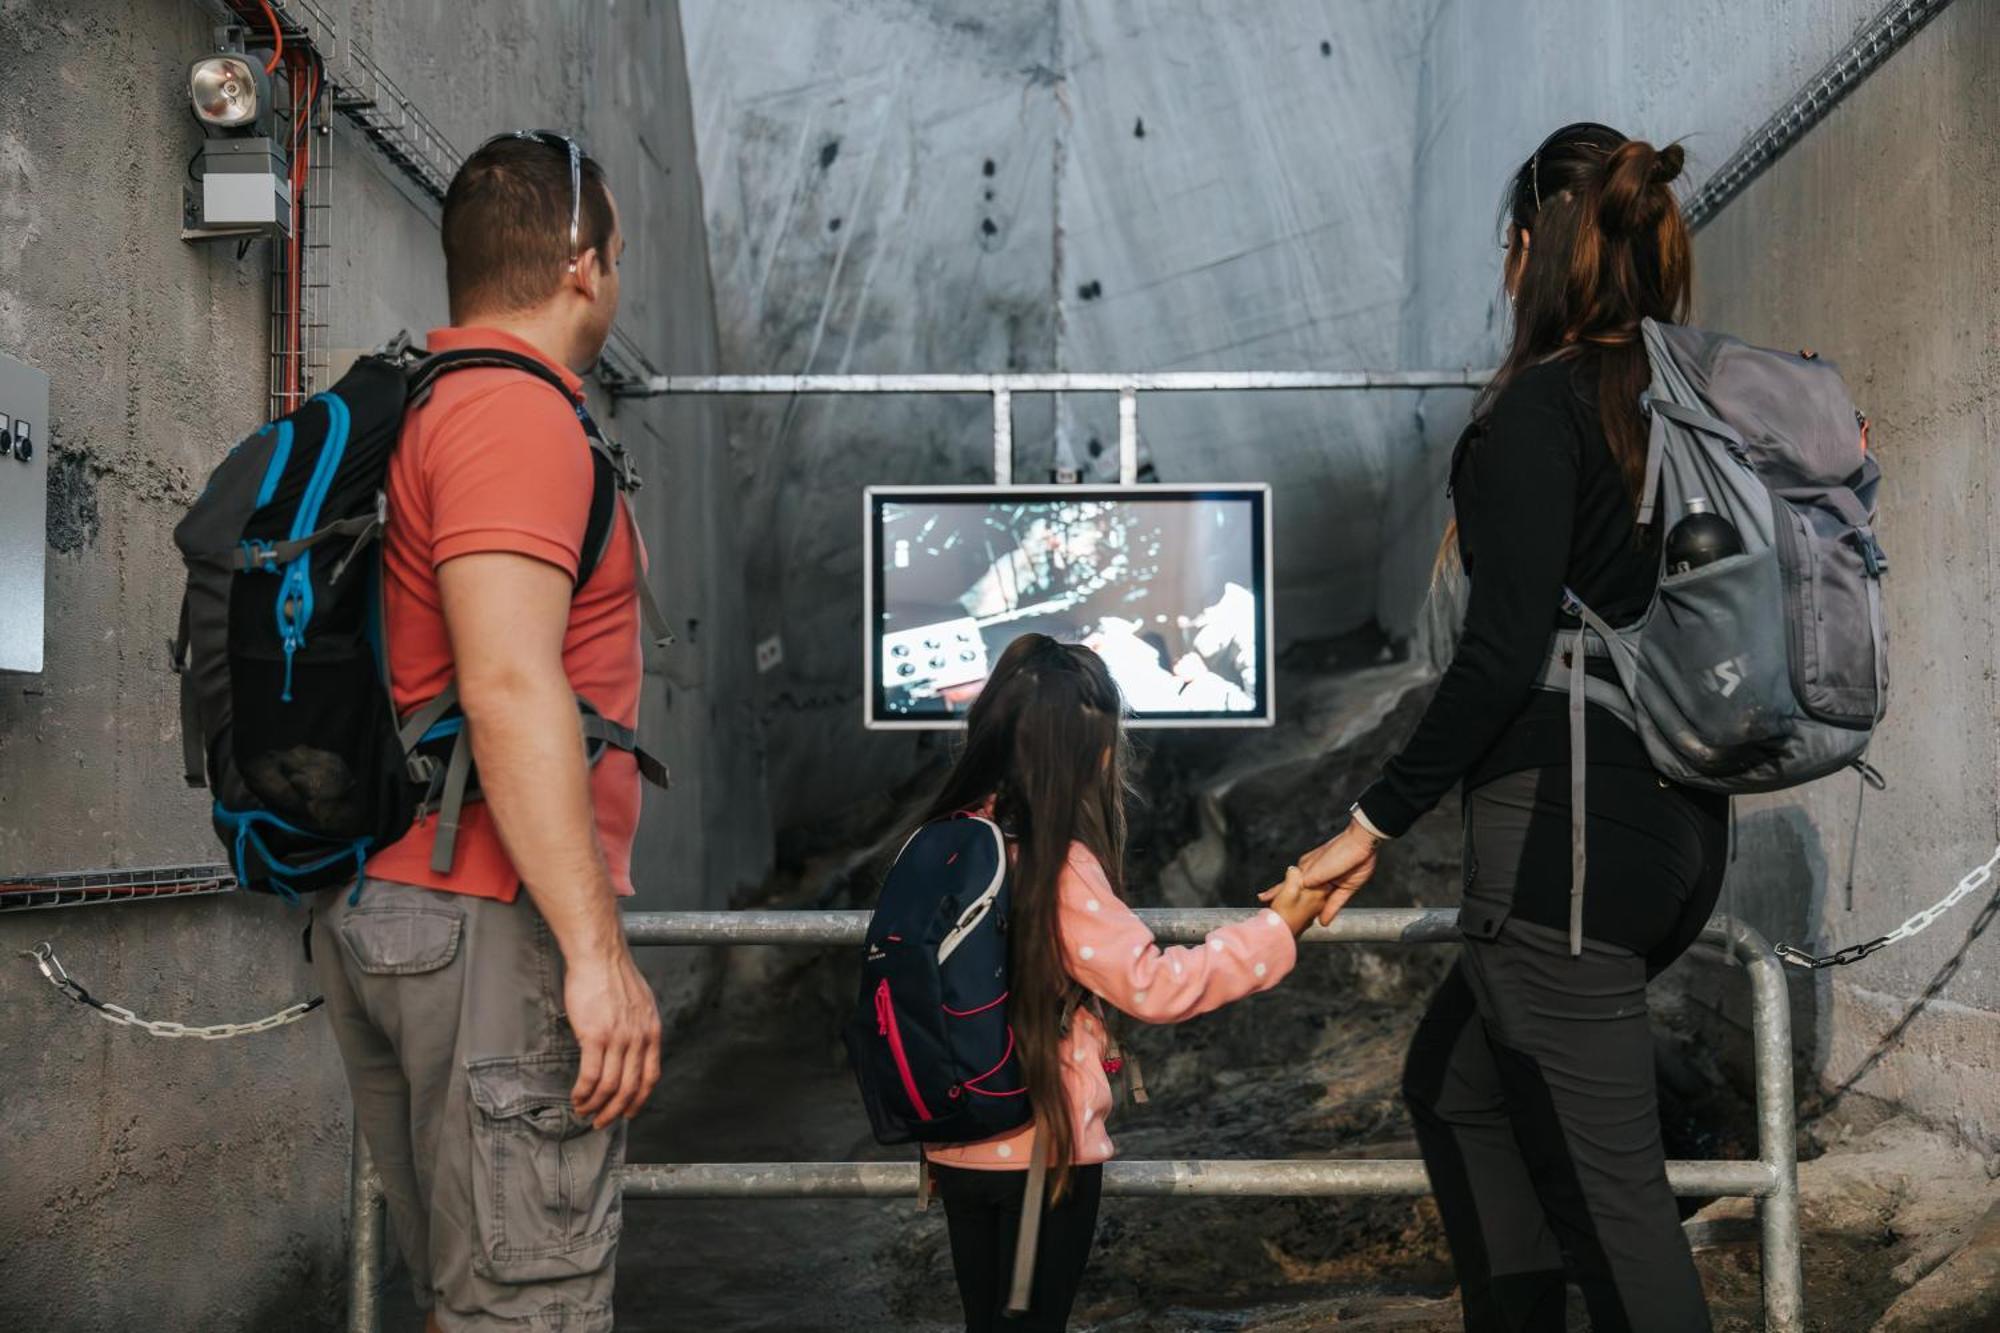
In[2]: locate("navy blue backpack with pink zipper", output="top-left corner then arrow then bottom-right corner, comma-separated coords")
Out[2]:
846,814 -> 1031,1145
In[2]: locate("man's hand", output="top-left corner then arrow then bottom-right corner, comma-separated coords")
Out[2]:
439,550 -> 663,1126
567,945 -> 663,1128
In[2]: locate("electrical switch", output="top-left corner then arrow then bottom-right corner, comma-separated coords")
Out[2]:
12,419 -> 29,462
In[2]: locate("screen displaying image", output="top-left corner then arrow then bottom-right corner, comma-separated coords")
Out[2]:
865,486 -> 1272,728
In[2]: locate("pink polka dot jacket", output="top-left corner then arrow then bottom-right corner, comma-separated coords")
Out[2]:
925,841 -> 1298,1171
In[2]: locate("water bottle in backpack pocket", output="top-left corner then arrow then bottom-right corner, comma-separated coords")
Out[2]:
1537,318 -> 1890,951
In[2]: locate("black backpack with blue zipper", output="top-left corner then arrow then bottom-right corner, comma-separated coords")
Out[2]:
170,336 -> 671,898
846,813 -> 1031,1145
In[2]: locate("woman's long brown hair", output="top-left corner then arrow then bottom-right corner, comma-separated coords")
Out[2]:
1437,125 -> 1693,580
921,633 -> 1128,1201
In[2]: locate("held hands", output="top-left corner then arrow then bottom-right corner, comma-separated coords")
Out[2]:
1290,819 -> 1384,926
1259,864 -> 1333,937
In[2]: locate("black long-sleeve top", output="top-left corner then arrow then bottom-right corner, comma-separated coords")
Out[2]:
1356,355 -> 1661,837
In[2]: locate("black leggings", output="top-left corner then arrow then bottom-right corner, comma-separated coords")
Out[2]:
1404,766 -> 1726,1332
932,1162 -> 1103,1332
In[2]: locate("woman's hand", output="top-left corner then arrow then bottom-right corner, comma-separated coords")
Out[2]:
1293,821 -> 1383,926
1259,864 -> 1331,937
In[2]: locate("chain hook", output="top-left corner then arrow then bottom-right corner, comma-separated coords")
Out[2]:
22,940 -> 72,989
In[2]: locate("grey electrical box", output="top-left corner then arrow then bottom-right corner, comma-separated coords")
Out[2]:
182,137 -> 292,241
0,352 -> 49,672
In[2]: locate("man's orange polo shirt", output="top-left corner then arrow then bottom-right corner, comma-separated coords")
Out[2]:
369,326 -> 642,901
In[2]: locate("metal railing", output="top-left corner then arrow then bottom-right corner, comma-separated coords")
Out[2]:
617,370 -> 1492,484
344,907 -> 1802,1332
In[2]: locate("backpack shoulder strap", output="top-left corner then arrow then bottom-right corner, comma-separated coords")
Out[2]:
406,347 -> 627,593
406,347 -> 575,406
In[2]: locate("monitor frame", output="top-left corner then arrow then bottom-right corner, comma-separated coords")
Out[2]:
862,483 -> 1276,731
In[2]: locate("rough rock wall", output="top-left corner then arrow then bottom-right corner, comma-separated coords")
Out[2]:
682,0 -> 1450,830
0,2 -> 762,1328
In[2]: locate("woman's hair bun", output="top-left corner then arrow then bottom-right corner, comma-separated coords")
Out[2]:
1597,138 -> 1683,236
1649,141 -> 1686,186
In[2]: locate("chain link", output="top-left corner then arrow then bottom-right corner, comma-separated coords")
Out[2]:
1776,843 -> 2000,969
18,942 -> 323,1038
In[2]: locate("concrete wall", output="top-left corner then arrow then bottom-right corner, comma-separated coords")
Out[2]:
1393,0 -> 1899,641
1689,2 -> 2000,1143
1400,0 -> 2000,1142
681,0 -> 1449,830
0,2 -> 762,1328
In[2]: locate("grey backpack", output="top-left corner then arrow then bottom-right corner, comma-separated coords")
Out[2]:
1536,319 -> 1887,951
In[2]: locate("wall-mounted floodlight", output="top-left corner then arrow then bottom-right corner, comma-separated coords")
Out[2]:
181,28 -> 291,243
190,55 -> 264,129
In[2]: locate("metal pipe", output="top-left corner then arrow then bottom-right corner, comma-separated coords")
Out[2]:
344,909 -> 1800,1331
991,387 -> 1014,484
626,369 -> 1493,397
347,1131 -> 386,1333
1117,386 -> 1139,484
1730,917 -> 1804,1332
620,906 -> 1466,947
1685,0 -> 1959,229
620,1157 -> 1778,1200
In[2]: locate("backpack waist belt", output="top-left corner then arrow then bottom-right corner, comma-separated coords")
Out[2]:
397,681 -> 671,875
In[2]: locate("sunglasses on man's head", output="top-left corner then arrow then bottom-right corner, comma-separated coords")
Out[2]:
477,129 -> 585,272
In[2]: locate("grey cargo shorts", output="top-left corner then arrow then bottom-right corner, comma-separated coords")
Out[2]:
314,878 -> 624,1332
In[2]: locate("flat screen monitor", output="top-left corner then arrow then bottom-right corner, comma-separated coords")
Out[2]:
864,485 -> 1273,729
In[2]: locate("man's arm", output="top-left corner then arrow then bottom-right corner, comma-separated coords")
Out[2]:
438,550 -> 661,1128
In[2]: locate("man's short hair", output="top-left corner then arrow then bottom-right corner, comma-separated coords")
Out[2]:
442,135 -> 615,319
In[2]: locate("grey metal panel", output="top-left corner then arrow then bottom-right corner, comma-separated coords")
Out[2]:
0,353 -> 49,673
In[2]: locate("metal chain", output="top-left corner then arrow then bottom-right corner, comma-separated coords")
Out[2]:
18,941 -> 323,1039
1776,843 -> 2000,969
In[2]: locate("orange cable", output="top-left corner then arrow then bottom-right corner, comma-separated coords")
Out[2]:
258,1 -> 284,75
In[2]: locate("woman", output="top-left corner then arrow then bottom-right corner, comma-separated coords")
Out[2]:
1294,124 -> 1724,1331
921,633 -> 1330,1331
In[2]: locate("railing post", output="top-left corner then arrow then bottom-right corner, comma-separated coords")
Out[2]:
1734,918 -> 1803,1332
1117,385 -> 1139,484
992,387 -> 1013,485
347,1127 -> 385,1333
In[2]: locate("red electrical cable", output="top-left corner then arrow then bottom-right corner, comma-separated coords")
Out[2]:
258,1 -> 284,75
283,51 -> 317,409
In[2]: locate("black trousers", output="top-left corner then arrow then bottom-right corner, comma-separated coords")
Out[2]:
932,1162 -> 1103,1332
1404,766 -> 1726,1333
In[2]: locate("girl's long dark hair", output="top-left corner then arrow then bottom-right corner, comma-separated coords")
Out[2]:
921,634 -> 1128,1200
1438,123 -> 1692,580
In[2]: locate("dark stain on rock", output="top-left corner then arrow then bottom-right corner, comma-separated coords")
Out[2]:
1133,117 -> 1146,139
46,447 -> 99,555
818,138 -> 840,170
982,158 -> 996,177
1077,279 -> 1103,301
1320,39 -> 1332,56
828,216 -> 843,232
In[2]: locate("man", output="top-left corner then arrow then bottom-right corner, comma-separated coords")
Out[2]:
313,132 -> 660,1333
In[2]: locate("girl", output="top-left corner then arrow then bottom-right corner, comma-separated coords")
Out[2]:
922,633 -> 1331,1332
1296,125 -> 1721,1331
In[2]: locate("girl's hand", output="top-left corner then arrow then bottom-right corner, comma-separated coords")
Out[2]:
1295,821 -> 1382,926
1258,864 -> 1331,937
